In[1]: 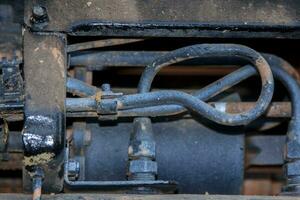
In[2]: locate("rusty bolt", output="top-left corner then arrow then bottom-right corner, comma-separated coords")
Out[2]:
31,5 -> 49,29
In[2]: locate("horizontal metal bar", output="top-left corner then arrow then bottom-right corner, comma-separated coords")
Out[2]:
25,0 -> 300,38
69,51 -> 243,70
67,39 -> 144,52
70,51 -> 164,69
0,193 -> 298,200
211,102 -> 291,118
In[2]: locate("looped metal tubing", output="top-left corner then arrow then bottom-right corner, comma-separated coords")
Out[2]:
133,44 -> 274,126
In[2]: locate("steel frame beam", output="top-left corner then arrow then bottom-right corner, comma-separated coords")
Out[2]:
24,0 -> 300,38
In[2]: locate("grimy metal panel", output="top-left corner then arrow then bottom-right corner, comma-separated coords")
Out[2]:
24,0 -> 300,38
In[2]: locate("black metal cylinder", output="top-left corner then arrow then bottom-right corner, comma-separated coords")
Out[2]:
83,118 -> 244,194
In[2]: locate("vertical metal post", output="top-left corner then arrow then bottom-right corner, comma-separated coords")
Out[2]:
69,67 -> 92,181
22,30 -> 66,193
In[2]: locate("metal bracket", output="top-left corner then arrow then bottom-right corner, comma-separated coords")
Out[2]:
64,145 -> 177,193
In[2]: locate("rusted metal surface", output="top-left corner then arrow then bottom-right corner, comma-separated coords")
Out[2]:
212,102 -> 291,118
244,179 -> 282,196
277,57 -> 300,84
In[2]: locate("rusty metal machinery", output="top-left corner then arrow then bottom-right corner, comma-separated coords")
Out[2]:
2,0 -> 300,199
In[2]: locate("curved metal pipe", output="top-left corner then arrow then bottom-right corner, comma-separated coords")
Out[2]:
119,65 -> 256,117
67,77 -> 99,97
117,90 -> 264,126
66,98 -> 96,112
66,54 -> 298,125
136,44 -> 274,126
118,55 -> 300,118
262,54 -> 300,194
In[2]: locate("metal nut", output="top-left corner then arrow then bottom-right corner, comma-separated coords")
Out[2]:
129,160 -> 157,174
67,160 -> 80,181
31,5 -> 49,29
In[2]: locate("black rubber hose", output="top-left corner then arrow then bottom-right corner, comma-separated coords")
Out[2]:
132,44 -> 274,126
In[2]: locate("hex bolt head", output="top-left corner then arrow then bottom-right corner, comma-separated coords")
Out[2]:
31,5 -> 49,29
129,160 -> 157,174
